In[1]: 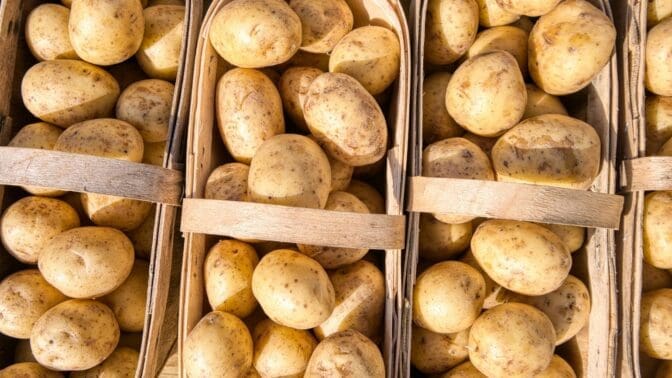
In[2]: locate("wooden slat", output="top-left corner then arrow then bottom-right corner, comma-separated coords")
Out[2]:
620,157 -> 672,192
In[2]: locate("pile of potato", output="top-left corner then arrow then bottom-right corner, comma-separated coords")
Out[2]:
182,0 -> 401,376
0,0 -> 185,375
411,0 -> 616,375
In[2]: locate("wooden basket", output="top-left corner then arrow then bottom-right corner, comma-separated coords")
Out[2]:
400,0 -> 622,376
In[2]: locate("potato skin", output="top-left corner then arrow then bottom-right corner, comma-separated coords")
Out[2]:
644,191 -> 672,269
460,249 -> 504,309
423,72 -> 463,144
538,223 -> 585,253
279,67 -> 323,131
467,26 -> 528,75
70,347 -> 139,378
81,194 -> 153,231
494,0 -> 560,16
641,289 -> 672,359
0,362 -> 63,378
523,84 -> 568,120
25,4 -> 77,61
411,325 -> 469,374
101,260 -> 149,333
126,206 -> 156,259
143,142 -> 166,165
253,319 -> 316,378
290,0 -> 353,54
536,355 -> 577,377
116,79 -> 175,143
648,0 -> 672,27
646,17 -> 672,96
419,215 -> 472,261
439,361 -> 486,377
305,330 -> 384,378
55,118 -> 144,162
137,5 -> 185,80
205,163 -> 250,201
642,262 -> 672,292
9,122 -> 65,196
345,180 -> 385,214
424,0 -> 479,65
475,0 -> 519,27
649,96 -> 672,154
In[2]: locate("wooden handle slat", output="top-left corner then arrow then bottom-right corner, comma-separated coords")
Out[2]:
407,176 -> 624,229
620,157 -> 672,192
180,198 -> 406,249
0,147 -> 183,205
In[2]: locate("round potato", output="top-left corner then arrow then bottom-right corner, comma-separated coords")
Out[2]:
25,4 -> 77,61
467,26 -> 528,74
413,261 -> 485,333
31,299 -> 120,371
253,319 -> 317,377
209,0 -> 301,68
469,303 -> 556,377
524,84 -> 568,120
143,142 -> 166,165
446,51 -> 526,137
641,289 -> 672,359
646,17 -> 672,96
643,262 -> 672,292
492,114 -> 601,189
462,133 -> 497,156
205,240 -> 258,318
649,0 -> 672,27
529,0 -> 616,95
70,347 -> 139,378
279,67 -> 323,131
1,196 -> 80,264
248,134 -> 331,209
38,227 -> 135,298
15,339 -> 37,363
346,180 -> 385,214
184,311 -> 253,377
475,0 -> 519,27
116,79 -> 175,143
439,361 -> 486,377
290,0 -> 353,53
411,325 -> 469,374
137,5 -> 185,80
644,191 -> 672,269
9,123 -> 65,196
101,260 -> 149,333
21,60 -> 120,127
423,72 -> 463,144
537,355 -> 577,377
494,0 -> 560,16
419,214 -> 472,261
205,163 -> 250,201
538,223 -> 585,253
126,206 -> 155,259
424,0 -> 479,65
305,330 -> 384,378
0,362 -> 62,378
216,68 -> 285,164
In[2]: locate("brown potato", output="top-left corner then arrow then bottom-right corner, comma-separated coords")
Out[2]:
466,26 -> 528,74
101,260 -> 149,332
644,191 -> 672,269
476,0 -> 519,27
423,72 -> 464,144
290,0 -> 353,53
345,180 -> 385,214
279,67 -> 323,131
252,319 -> 317,377
643,262 -> 672,292
646,17 -> 672,96
305,330 -> 384,378
641,289 -> 672,359
70,347 -> 139,377
143,142 -> 167,165
137,5 -> 185,80
536,355 -> 577,377
411,325 -> 469,374
648,0 -> 672,27
439,361 -> 486,377
523,84 -> 568,120
25,4 -> 77,61
538,223 -> 585,253
419,214 -> 472,261
116,79 -> 174,143
204,163 -> 250,201
424,0 -> 479,65
0,362 -> 62,378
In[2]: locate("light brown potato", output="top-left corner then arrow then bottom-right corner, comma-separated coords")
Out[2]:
411,325 -> 469,374
446,51 -> 526,136
460,249 -> 505,309
15,339 -> 38,363
492,114 -> 601,189
649,0 -> 672,27
137,5 -> 185,80
31,299 -> 120,371
9,123 -> 65,196
125,207 -> 154,259
291,0 -> 353,54
423,72 -> 463,144
524,84 -> 568,120
253,319 -> 317,377
116,79 -> 174,143
424,0 -> 479,65
643,262 -> 672,292
466,26 -> 528,74
419,214 -> 472,261
81,194 -> 153,231
70,347 -> 139,378
472,220 -> 572,295
143,142 -> 166,165
304,73 -> 387,166
21,60 -> 120,127
1,196 -> 80,264
462,133 -> 497,156
538,223 -> 585,253
0,362 -> 63,378
494,0 -> 560,16
529,0 -> 616,95
646,17 -> 672,96
205,163 -> 250,201
209,0 -> 301,68
25,4 -> 77,61
644,191 -> 672,269
439,361 -> 486,377
101,260 -> 148,333
469,303 -> 556,377
476,0 -> 519,27
329,26 -> 400,95
216,68 -> 285,163
327,154 -> 354,192
641,289 -> 672,359
184,311 -> 253,378
536,355 -> 577,377
279,67 -> 323,131
38,227 -> 135,298
413,261 -> 486,333
305,330 -> 384,378
345,180 -> 385,214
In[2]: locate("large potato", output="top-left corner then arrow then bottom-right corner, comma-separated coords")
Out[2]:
116,79 -> 175,143
137,5 -> 185,80
446,51 -> 526,137
494,0 -> 560,16
424,0 -> 479,65
0,362 -> 62,378
216,68 -> 285,163
423,72 -> 463,144
645,191 -> 672,268
536,355 -> 577,377
538,223 -> 585,253
25,4 -> 77,61
646,17 -> 672,96
467,26 -> 528,74
648,0 -> 672,27
253,319 -> 316,377
31,299 -> 120,371
475,0 -> 519,27
346,180 -> 385,214
101,260 -> 149,333
9,123 -> 64,196
641,289 -> 672,359
205,163 -> 250,201
419,214 -> 472,261
304,73 -> 387,166
290,0 -> 353,53
21,60 -> 120,127
492,114 -> 601,189
523,84 -> 568,120
38,227 -> 135,298
643,262 -> 672,292
439,361 -> 486,377
70,347 -> 139,377
279,67 -> 323,131
411,325 -> 469,374
529,0 -> 616,95
305,330 -> 384,378
209,0 -> 301,68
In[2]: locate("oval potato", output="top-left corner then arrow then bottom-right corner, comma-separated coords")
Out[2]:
116,79 -> 175,143
205,163 -> 250,201
475,0 -> 519,27
411,325 -> 469,374
101,260 -> 149,332
290,0 -> 353,54
278,67 -> 323,131
253,319 -> 316,377
305,330 -> 384,378
538,223 -> 585,253
422,72 -> 463,144
25,4 -> 77,61
648,95 -> 672,154
641,289 -> 672,359
644,191 -> 672,269
137,5 -> 185,80
646,17 -> 672,96
424,0 -> 479,65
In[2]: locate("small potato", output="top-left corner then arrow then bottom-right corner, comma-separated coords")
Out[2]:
439,361 -> 486,377
529,0 -> 616,95
472,220 -> 572,295
494,0 -> 560,16
9,122 -> 65,196
290,0 -> 353,53
126,207 -> 155,259
70,347 -> 139,377
31,299 -> 120,371
446,51 -> 526,137
643,262 -> 672,292
648,0 -> 672,27
15,339 -> 37,363
184,311 -> 253,377
419,214 -> 472,261
1,196 -> 80,264
329,26 -> 400,95
411,325 -> 469,374
460,249 -> 505,309
216,68 -> 285,164
469,303 -> 556,377
137,5 -> 185,80
38,227 -> 135,298
143,142 -> 166,165
248,134 -> 331,209
538,223 -> 585,253
0,270 -> 67,339
536,355 -> 577,377
492,114 -> 601,189
253,319 -> 317,377
21,60 -> 120,127
467,26 -> 528,74
346,180 -> 385,214
116,79 -> 175,143
25,4 -> 77,61
644,191 -> 672,269
641,289 -> 672,359
646,18 -> 672,96
524,84 -> 568,120
462,133 -> 497,156
424,0 -> 479,65
101,260 -> 149,333
205,163 -> 250,201
423,72 -> 464,144
305,330 -> 384,378
279,67 -> 323,131
475,0 -> 519,27
252,249 -> 335,329
0,362 -> 62,378
209,0 -> 301,68
413,261 -> 486,333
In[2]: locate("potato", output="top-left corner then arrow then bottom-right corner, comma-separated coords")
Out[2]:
469,303 -> 556,376
38,226 -> 135,298
643,262 -> 672,292
472,220 -> 571,295
327,154 -> 354,191
647,17 -> 672,97
536,355 -> 577,377
424,0 -> 479,65
80,194 -> 153,231
460,249 -> 505,309
279,67 -> 323,131
462,133 -> 497,156
439,361 -> 486,377
657,360 -> 672,378
411,325 -> 469,374
15,339 -> 38,363
529,0 -> 616,95
253,319 -> 316,377
423,72 -> 463,144
216,68 -> 285,164
205,163 -> 250,201
31,299 -> 120,371
137,5 -> 185,80
70,347 -> 139,377
150,0 -> 183,4
315,260 -> 384,340
248,134 -> 331,208
209,0 -> 301,68
305,330 -> 384,378
648,0 -> 672,27
252,249 -> 335,329
25,4 -> 77,61
475,0 -> 519,27
538,223 -> 585,253
419,214 -> 472,261
641,289 -> 672,359
413,261 -> 485,333
0,270 -> 67,339
143,142 -> 166,165
9,123 -> 65,196
494,0 -> 560,16
492,114 -> 601,189
1,196 -> 80,264
101,260 -> 148,332
329,26 -> 400,95
346,180 -> 385,214
467,26 -> 528,74
22,60 -> 120,127
0,362 -> 62,378
286,51 -> 331,72
297,192 -> 370,269
116,79 -> 174,142
511,15 -> 534,31
184,311 -> 253,377
644,191 -> 672,269
290,0 -> 353,53
523,85 -> 567,122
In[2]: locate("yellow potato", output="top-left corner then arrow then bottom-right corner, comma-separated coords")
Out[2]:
411,325 -> 469,374
137,5 -> 185,80
641,289 -> 672,359
101,260 -> 149,333
9,123 -> 65,196
70,347 -> 139,377
126,207 -> 155,259
439,361 -> 486,377
305,330 -> 384,378
279,67 -> 323,131
538,223 -> 585,253
462,133 -> 497,156
205,163 -> 250,201
116,79 -> 175,143
467,26 -> 528,74
423,72 -> 464,144
524,84 -> 568,120
644,191 -> 672,268
15,339 -> 37,363
0,362 -> 62,378
643,262 -> 672,292
475,0 -> 519,27
81,194 -> 153,231
494,0 -> 560,16
253,319 -> 317,377
646,17 -> 672,96
648,0 -> 672,27
345,180 -> 385,214
460,249 -> 505,309
419,214 -> 472,261
143,141 -> 167,165
290,0 -> 353,53
536,355 -> 577,377
25,4 -> 77,61
424,0 -> 479,65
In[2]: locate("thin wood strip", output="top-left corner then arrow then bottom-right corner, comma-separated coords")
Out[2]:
620,157 -> 672,192
0,147 -> 183,205
407,176 -> 624,229
180,198 -> 406,249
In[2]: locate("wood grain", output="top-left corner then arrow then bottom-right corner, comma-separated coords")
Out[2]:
621,157 -> 672,192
